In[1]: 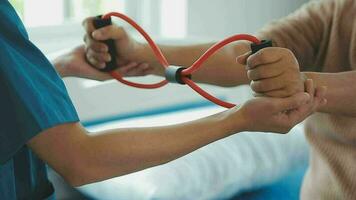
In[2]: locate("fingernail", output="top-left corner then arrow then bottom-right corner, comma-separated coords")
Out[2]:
107,55 -> 111,62
303,92 -> 311,103
236,57 -> 242,64
304,92 -> 311,98
142,63 -> 150,69
92,31 -> 101,38
98,63 -> 106,69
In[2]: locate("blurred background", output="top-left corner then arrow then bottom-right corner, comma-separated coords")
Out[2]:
9,0 -> 310,200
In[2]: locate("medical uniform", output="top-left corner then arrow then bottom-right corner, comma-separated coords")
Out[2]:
0,1 -> 79,199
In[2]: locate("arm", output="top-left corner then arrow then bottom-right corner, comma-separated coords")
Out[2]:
138,42 -> 251,87
238,48 -> 355,117
75,0 -> 335,87
28,111 -> 237,187
304,71 -> 356,117
27,85 -> 324,187
240,0 -> 355,117
83,18 -> 251,87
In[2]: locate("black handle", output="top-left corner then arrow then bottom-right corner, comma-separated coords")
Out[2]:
92,15 -> 119,72
250,40 -> 273,54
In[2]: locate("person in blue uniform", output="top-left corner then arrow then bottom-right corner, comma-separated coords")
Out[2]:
0,1 -> 79,199
0,1 -> 326,199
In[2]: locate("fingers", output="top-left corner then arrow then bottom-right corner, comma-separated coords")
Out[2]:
246,47 -> 287,70
287,80 -> 327,124
272,92 -> 311,111
82,17 -> 96,37
83,17 -> 126,41
87,48 -> 111,62
250,76 -> 285,93
236,52 -> 251,65
83,36 -> 108,52
312,86 -> 327,110
86,49 -> 107,69
115,62 -> 152,77
305,79 -> 314,97
247,63 -> 284,81
92,25 -> 127,41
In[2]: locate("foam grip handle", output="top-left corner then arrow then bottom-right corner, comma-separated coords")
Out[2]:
92,15 -> 119,72
250,40 -> 273,54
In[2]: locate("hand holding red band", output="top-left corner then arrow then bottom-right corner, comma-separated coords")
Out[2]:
99,12 -> 268,108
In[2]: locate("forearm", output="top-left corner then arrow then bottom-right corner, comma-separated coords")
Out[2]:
136,41 -> 251,87
76,110 -> 241,185
304,71 -> 356,117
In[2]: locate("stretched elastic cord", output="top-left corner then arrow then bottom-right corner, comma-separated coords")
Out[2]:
102,12 -> 261,108
103,12 -> 169,89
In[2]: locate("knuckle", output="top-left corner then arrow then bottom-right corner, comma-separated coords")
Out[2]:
251,81 -> 261,92
82,17 -> 93,29
283,48 -> 294,57
257,52 -> 268,64
247,70 -> 257,80
88,57 -> 96,65
284,86 -> 296,96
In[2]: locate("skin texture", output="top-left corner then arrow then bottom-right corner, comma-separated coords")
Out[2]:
237,48 -> 307,97
28,83 -> 324,186
82,17 -> 251,87
27,17 -> 327,187
81,16 -> 350,117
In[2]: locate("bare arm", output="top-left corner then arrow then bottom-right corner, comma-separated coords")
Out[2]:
304,71 -> 356,117
82,18 -> 251,87
137,42 -> 251,87
27,86 -> 323,187
28,110 -> 236,187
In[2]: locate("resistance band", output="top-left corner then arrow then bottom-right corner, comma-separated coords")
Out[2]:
93,12 -> 272,109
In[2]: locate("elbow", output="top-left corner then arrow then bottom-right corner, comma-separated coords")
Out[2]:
60,156 -> 93,187
64,166 -> 92,187
58,143 -> 97,187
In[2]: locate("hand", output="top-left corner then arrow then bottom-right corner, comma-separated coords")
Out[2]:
53,45 -> 153,80
232,79 -> 326,134
82,16 -> 147,71
237,47 -> 306,97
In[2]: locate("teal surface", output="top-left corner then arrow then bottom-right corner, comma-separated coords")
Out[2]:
233,165 -> 307,200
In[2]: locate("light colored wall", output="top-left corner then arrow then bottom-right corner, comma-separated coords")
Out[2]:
187,0 -> 308,38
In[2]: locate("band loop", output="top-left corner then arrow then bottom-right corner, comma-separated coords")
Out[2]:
165,66 -> 191,85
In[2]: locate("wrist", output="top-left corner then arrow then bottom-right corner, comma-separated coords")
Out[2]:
52,58 -> 70,78
218,108 -> 246,136
137,43 -> 165,76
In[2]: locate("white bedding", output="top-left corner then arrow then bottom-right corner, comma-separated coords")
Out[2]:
78,107 -> 309,200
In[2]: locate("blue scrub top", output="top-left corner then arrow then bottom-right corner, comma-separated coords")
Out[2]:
0,1 -> 79,199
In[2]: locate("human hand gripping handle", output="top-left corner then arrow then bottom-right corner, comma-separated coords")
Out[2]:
237,47 -> 307,98
236,79 -> 327,133
92,16 -> 119,72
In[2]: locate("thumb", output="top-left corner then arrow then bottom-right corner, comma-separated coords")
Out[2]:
272,92 -> 311,112
236,52 -> 251,65
92,25 -> 126,41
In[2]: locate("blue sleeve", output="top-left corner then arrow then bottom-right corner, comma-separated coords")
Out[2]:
0,1 -> 79,164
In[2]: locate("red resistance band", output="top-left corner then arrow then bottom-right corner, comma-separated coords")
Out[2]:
92,12 -> 272,109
